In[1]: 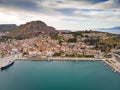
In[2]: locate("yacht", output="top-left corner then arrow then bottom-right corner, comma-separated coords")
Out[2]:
0,61 -> 14,70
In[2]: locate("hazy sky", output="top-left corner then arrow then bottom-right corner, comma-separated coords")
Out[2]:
0,0 -> 120,30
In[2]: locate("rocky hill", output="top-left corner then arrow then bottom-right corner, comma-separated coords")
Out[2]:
9,21 -> 58,39
0,24 -> 17,32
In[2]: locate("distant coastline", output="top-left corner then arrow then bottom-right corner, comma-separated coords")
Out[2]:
96,30 -> 120,34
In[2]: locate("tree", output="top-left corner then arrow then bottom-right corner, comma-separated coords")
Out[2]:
68,38 -> 77,43
53,52 -> 62,57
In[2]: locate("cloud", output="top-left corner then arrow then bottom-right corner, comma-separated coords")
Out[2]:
40,0 -> 120,10
0,0 -> 41,11
92,0 -> 120,9
0,0 -> 120,30
68,0 -> 109,4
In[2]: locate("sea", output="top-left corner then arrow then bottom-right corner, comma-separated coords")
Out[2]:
0,60 -> 120,90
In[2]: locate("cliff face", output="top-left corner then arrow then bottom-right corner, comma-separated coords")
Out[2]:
0,24 -> 17,32
9,21 -> 58,38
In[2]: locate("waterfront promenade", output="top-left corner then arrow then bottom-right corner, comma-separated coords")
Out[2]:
48,57 -> 102,61
25,57 -> 102,61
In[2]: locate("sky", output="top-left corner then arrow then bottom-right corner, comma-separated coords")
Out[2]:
0,0 -> 120,31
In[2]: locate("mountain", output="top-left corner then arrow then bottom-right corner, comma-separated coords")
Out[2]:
97,26 -> 120,30
9,21 -> 58,39
0,24 -> 17,32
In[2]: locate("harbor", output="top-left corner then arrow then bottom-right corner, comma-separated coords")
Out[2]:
1,60 -> 120,90
0,54 -> 120,74
0,56 -> 101,69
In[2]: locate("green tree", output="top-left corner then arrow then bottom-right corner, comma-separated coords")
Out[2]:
68,38 -> 77,43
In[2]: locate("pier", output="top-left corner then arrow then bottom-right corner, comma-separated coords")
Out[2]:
103,58 -> 120,73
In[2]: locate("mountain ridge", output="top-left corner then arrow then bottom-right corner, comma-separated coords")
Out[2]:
0,24 -> 17,32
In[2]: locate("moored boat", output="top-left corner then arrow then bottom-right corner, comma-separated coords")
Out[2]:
0,61 -> 14,70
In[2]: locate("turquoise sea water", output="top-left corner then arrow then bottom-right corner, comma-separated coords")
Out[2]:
0,60 -> 120,90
